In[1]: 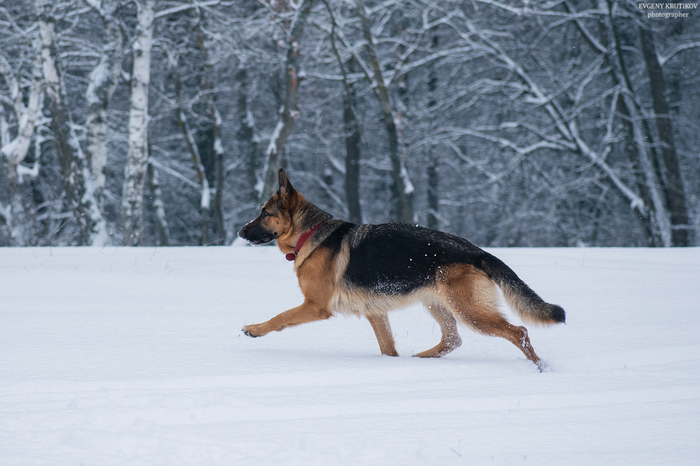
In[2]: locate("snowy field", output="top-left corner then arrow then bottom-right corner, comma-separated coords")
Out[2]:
1,245 -> 698,465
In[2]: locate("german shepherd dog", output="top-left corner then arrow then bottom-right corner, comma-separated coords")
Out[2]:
239,169 -> 565,369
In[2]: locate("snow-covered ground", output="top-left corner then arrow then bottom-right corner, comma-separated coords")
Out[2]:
1,246 -> 698,465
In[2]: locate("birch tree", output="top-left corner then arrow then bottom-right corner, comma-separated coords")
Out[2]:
121,0 -> 155,246
83,0 -> 123,208
1,0 -> 697,247
0,34 -> 43,244
36,0 -> 108,246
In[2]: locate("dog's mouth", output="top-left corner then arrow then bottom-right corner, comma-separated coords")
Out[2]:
237,227 -> 275,245
245,236 -> 275,245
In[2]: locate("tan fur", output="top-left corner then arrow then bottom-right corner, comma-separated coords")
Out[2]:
435,264 -> 540,363
413,301 -> 461,358
500,286 -> 560,325
242,247 -> 335,337
366,314 -> 398,357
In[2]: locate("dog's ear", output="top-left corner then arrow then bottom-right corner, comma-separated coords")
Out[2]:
278,168 -> 298,211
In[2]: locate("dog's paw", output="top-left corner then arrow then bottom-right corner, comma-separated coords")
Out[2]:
535,360 -> 551,373
242,324 -> 265,338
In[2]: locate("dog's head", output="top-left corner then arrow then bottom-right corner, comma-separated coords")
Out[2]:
238,169 -> 300,245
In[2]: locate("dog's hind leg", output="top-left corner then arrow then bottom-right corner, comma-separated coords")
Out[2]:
413,302 -> 462,358
439,265 -> 541,365
366,314 -> 399,356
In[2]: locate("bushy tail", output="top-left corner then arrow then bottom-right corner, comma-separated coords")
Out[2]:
480,255 -> 565,325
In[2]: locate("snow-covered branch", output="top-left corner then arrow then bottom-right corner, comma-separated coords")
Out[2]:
154,0 -> 222,19
659,41 -> 700,67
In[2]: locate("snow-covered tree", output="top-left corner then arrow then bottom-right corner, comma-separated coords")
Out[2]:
0,0 -> 697,247
0,33 -> 43,244
84,0 -> 123,209
121,0 -> 155,246
36,0 -> 108,246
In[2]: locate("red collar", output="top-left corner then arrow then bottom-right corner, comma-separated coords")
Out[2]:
285,221 -> 328,261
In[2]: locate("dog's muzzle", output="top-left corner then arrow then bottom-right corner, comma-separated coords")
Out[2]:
238,224 -> 275,245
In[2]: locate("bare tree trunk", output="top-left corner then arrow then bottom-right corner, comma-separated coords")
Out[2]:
326,1 -> 362,224
36,0 -> 108,246
354,0 -> 414,223
147,160 -> 169,246
638,22 -> 692,246
426,35 -> 439,230
236,67 -> 261,211
258,0 -> 317,204
84,0 -> 123,207
168,50 -> 211,246
343,71 -> 362,225
210,105 -> 225,244
191,1 -> 226,244
0,105 -> 8,230
584,5 -> 659,245
607,0 -> 671,246
519,0 -> 668,246
121,0 -> 155,246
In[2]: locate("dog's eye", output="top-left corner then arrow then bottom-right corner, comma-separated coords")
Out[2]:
260,209 -> 268,218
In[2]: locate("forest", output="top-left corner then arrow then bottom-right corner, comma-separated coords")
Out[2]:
1,0 -> 698,247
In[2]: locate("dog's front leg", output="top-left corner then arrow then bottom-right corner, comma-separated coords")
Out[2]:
366,314 -> 399,356
242,301 -> 332,337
